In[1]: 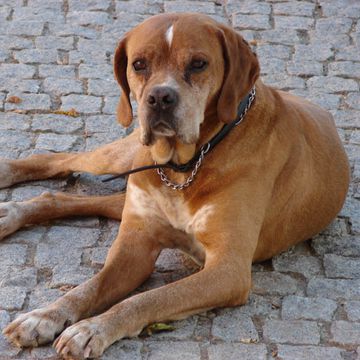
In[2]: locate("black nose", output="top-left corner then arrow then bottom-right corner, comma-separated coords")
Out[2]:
147,86 -> 178,111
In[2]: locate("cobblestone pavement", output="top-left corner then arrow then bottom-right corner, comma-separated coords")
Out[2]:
0,0 -> 359,359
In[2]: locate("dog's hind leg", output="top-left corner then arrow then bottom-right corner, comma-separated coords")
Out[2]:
0,191 -> 125,241
0,129 -> 141,189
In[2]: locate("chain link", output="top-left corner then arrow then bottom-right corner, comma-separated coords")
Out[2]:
235,87 -> 256,125
156,87 -> 256,190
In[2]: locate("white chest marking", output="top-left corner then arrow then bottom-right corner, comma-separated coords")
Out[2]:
128,183 -> 214,234
165,25 -> 174,48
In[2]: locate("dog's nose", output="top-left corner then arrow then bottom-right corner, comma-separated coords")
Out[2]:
147,86 -> 178,111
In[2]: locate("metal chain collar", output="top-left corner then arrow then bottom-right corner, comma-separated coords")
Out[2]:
156,86 -> 256,190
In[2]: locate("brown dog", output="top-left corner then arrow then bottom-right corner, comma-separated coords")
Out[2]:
2,13 -> 349,359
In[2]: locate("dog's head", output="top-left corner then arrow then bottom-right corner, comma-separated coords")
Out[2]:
114,13 -> 259,164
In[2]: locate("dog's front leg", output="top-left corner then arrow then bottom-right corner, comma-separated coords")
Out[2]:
54,226 -> 257,359
2,215 -> 164,348
0,129 -> 141,188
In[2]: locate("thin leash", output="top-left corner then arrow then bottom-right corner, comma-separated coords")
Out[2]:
102,87 -> 256,189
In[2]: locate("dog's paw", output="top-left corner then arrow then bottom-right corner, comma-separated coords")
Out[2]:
54,320 -> 108,359
2,308 -> 69,348
0,202 -> 24,240
0,160 -> 16,189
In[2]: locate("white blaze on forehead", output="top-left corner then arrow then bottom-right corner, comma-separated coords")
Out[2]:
165,25 -> 174,47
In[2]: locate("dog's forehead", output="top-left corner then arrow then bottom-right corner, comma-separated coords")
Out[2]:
126,14 -> 219,56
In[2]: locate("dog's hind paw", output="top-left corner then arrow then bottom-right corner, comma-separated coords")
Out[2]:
0,160 -> 16,189
0,202 -> 24,241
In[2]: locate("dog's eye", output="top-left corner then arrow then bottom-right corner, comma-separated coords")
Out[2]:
189,59 -> 208,72
133,59 -> 147,72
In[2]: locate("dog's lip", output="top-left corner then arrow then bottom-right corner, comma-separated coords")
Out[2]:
151,121 -> 176,137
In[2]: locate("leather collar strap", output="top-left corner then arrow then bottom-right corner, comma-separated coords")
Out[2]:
103,87 -> 256,183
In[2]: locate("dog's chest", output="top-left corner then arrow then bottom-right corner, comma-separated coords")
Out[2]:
128,183 -> 213,234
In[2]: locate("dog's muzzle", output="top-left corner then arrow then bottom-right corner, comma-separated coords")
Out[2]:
146,86 -> 178,137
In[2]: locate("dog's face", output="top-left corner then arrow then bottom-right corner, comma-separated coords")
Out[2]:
114,13 -> 259,164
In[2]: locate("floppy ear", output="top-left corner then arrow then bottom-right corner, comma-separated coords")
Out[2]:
217,25 -> 260,124
114,36 -> 133,127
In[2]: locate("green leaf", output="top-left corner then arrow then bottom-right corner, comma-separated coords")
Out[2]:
145,323 -> 176,335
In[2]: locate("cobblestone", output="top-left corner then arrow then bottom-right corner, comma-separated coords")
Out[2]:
0,244 -> 27,266
61,94 -> 102,113
69,0 -> 111,11
5,21 -> 44,36
0,113 -> 30,131
276,345 -> 342,360
307,76 -> 358,93
0,35 -> 33,50
5,93 -> 51,111
331,321 -> 360,346
307,278 -> 360,300
50,266 -> 95,287
79,64 -> 114,80
273,2 -> 315,17
147,341 -> 201,360
294,44 -> 333,62
32,114 -> 83,134
46,226 -> 100,248
345,301 -> 360,322
164,1 -> 216,14
274,15 -> 314,30
0,287 -> 27,310
312,235 -> 360,257
35,242 -> 82,268
0,64 -> 36,79
252,272 -> 300,296
101,340 -> 142,360
28,288 -> 62,310
67,11 -> 111,26
0,1 -> 359,359
43,78 -> 83,95
328,61 -> 360,78
39,65 -> 76,78
281,295 -> 337,321
35,36 -> 74,51
233,14 -> 271,30
287,61 -> 324,76
35,133 -> 80,152
88,79 -> 120,96
14,49 -> 59,64
0,266 -> 37,289
324,254 -> 360,279
346,93 -> 360,110
212,309 -> 259,342
208,344 -> 267,360
226,1 -> 271,15
263,320 -> 320,345
273,254 -> 322,278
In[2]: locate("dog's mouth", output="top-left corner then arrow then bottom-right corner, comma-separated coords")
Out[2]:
140,114 -> 198,165
141,115 -> 177,146
151,121 -> 176,137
